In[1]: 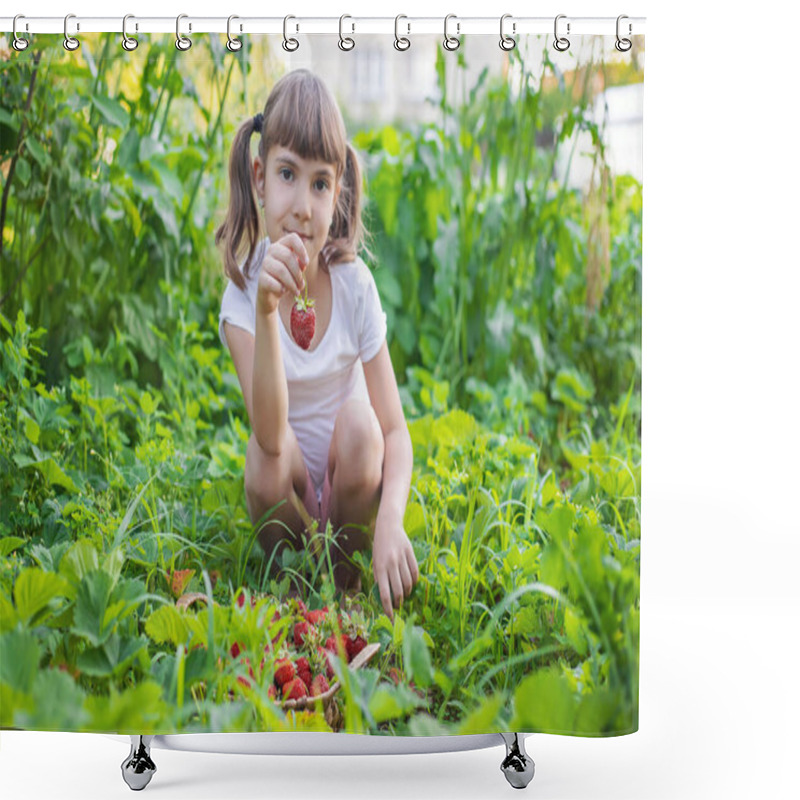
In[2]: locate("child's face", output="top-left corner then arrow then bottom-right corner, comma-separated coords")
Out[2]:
256,145 -> 341,269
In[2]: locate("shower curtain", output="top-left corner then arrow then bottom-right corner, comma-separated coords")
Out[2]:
0,26 -> 643,738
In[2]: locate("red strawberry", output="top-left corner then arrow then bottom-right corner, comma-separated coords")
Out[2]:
304,608 -> 327,625
296,656 -> 313,689
317,647 -> 336,678
237,658 -> 255,690
345,635 -> 367,662
237,675 -> 252,690
294,620 -> 310,648
290,295 -> 316,350
274,658 -> 295,688
230,641 -> 243,659
282,677 -> 308,701
235,590 -> 246,608
317,646 -> 336,680
310,674 -> 330,697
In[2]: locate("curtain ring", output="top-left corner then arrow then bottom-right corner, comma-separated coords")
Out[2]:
615,15 -> 632,52
121,15 -> 138,51
499,14 -> 516,51
282,15 -> 299,52
227,15 -> 243,52
394,14 -> 410,51
443,14 -> 460,51
339,15 -> 355,51
12,15 -> 30,51
63,13 -> 80,51
553,14 -> 570,52
175,14 -> 192,51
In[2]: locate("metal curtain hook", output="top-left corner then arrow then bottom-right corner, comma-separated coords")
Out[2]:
615,14 -> 632,52
282,15 -> 299,52
553,14 -> 570,52
12,14 -> 30,51
63,13 -> 80,51
500,14 -> 516,51
227,15 -> 243,52
339,14 -> 355,51
394,14 -> 410,51
443,14 -> 460,51
175,14 -> 192,51
122,14 -> 138,51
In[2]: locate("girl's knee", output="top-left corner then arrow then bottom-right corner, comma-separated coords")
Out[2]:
244,432 -> 306,523
332,399 -> 384,488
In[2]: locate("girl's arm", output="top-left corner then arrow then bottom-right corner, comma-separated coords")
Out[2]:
251,303 -> 289,456
363,342 -> 419,617
222,322 -> 256,427
225,235 -> 307,455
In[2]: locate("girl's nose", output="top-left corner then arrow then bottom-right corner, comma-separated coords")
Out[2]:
292,186 -> 311,219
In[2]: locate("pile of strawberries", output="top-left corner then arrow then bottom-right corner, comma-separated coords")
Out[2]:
229,593 -> 370,705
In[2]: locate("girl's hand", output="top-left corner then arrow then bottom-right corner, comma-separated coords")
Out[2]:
372,515 -> 419,619
257,233 -> 309,315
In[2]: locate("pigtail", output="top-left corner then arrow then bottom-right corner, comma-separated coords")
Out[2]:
215,118 -> 263,291
320,142 -> 372,271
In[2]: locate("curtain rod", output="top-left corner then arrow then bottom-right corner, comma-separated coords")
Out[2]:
1,16 -> 646,36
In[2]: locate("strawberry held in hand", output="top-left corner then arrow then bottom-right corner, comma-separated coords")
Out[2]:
291,292 -> 316,350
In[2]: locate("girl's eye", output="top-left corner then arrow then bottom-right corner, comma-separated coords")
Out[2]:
279,168 -> 293,181
315,179 -> 330,191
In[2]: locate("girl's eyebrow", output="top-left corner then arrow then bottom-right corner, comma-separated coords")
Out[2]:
275,154 -> 334,179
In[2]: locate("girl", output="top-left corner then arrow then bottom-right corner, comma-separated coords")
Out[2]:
215,70 -> 418,620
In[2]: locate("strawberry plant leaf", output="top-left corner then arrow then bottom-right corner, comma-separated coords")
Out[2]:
12,567 -> 69,626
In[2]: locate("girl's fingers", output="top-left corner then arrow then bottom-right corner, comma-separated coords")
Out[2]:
268,243 -> 305,293
399,556 -> 414,598
282,232 -> 309,269
378,573 -> 393,619
408,546 -> 420,584
389,566 -> 404,610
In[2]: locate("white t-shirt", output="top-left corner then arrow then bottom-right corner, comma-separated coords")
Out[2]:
218,239 -> 387,500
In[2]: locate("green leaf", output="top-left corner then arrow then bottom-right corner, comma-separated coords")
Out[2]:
456,693 -> 505,734
16,668 -> 88,731
25,138 -> 51,170
91,94 -> 130,128
23,415 -> 40,445
0,592 -> 18,632
0,537 -> 26,558
0,630 -> 41,693
368,683 -> 424,723
145,604 -> 191,647
73,570 -> 115,646
12,454 -> 77,492
59,539 -> 100,592
85,681 -> 169,733
402,625 -> 433,688
539,542 -> 567,589
433,409 -> 477,448
541,504 -> 575,545
13,567 -> 68,626
551,368 -> 595,414
15,157 -> 30,186
77,634 -> 149,677
574,687 -> 624,734
139,391 -> 158,416
510,669 -> 576,733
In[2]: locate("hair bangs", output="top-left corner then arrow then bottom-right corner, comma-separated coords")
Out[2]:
263,71 -> 347,177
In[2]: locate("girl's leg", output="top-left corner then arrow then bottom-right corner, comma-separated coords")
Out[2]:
326,398 -> 385,593
245,427 -> 313,573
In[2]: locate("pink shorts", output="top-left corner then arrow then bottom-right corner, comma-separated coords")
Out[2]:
302,465 -> 331,532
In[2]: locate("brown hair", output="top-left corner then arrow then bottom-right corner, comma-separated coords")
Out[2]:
215,69 -> 369,290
